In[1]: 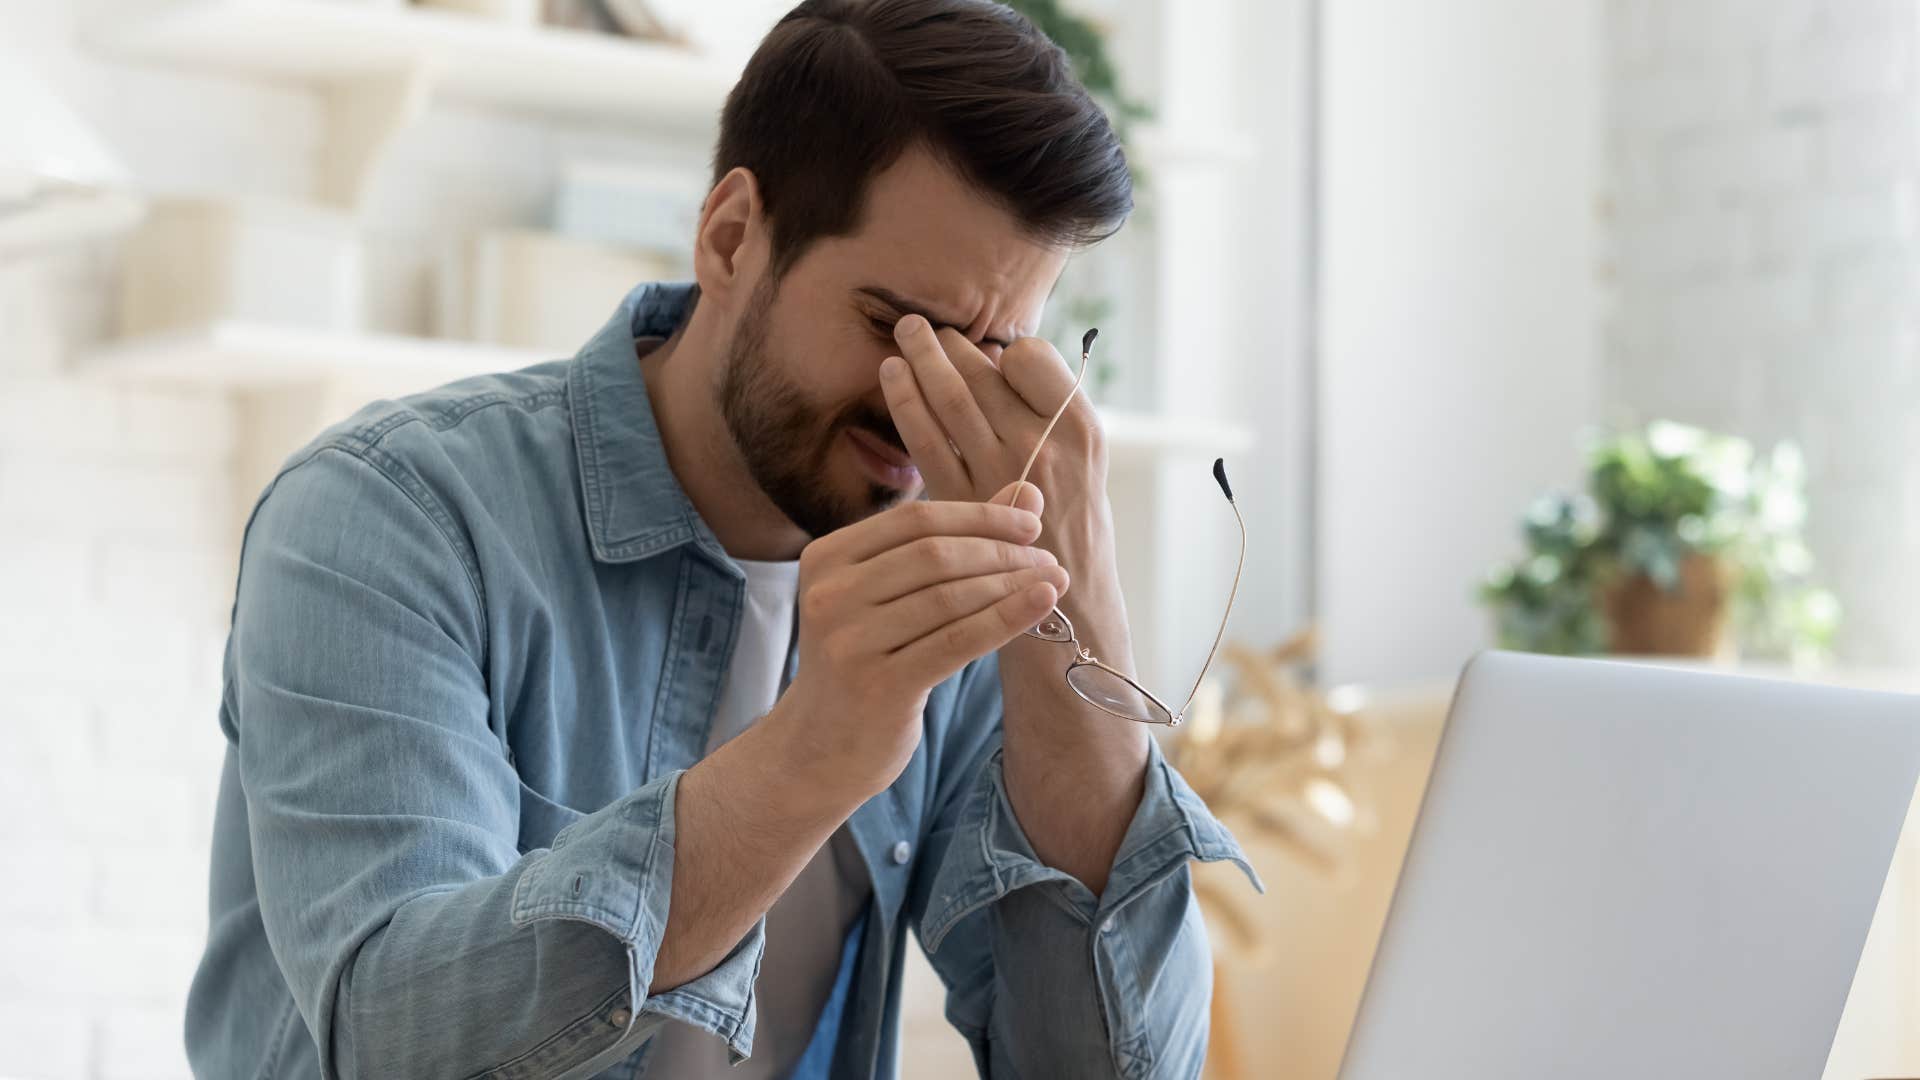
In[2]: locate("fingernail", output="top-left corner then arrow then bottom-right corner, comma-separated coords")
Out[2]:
880,356 -> 905,380
900,314 -> 930,337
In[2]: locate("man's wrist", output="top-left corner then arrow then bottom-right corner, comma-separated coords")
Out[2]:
996,648 -> 1150,894
999,652 -> 1150,788
690,701 -> 871,853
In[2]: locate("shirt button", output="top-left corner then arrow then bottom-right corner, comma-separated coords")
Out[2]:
1101,917 -> 1117,935
891,840 -> 912,865
609,1007 -> 632,1028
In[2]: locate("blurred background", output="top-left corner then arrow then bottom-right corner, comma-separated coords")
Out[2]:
2,0 -> 1918,1076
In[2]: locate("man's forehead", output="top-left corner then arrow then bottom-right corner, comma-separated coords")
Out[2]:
832,233 -> 1064,343
834,147 -> 1067,332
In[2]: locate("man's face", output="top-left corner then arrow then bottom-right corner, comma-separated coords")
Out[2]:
716,146 -> 1069,539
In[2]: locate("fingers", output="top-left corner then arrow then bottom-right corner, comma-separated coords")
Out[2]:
855,564 -> 1070,653
892,316 -> 1002,456
893,577 -> 1061,686
879,354 -> 969,493
932,324 -> 1025,417
814,498 -> 1042,564
992,480 -> 1044,514
1000,336 -> 1083,419
858,534 -> 1059,605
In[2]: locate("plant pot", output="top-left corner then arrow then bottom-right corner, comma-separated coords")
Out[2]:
1600,553 -> 1732,657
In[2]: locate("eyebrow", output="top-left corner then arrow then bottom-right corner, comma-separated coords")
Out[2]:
854,285 -> 1015,350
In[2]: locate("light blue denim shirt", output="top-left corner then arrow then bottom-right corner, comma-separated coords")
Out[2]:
186,283 -> 1260,1079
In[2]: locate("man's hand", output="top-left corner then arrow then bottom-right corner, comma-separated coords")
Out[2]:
879,316 -> 1107,548
878,312 -> 1134,679
774,492 -> 1070,799
877,313 -> 1148,897
657,491 -> 1064,993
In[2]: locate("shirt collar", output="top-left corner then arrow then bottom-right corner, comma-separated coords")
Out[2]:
568,281 -> 736,570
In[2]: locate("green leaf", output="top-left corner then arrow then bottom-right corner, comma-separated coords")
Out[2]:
1478,419 -> 1839,662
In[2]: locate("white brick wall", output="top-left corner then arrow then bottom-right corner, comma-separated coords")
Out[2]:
1603,0 -> 1920,666
0,318 -> 235,1080
0,214 -> 238,1074
0,3 -> 682,1074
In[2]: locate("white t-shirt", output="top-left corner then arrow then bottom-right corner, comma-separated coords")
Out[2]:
643,556 -> 873,1079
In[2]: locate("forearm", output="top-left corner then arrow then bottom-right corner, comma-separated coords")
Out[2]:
996,548 -> 1149,896
973,872 -> 1214,1077
254,757 -> 760,1077
335,869 -> 640,1077
652,490 -> 1063,986
651,702 -> 868,992
917,734 -> 1261,1080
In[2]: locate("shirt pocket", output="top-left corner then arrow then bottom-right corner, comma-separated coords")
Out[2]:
515,780 -> 586,854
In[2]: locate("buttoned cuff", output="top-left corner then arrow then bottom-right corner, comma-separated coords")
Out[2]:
921,736 -> 1262,954
510,769 -> 763,1062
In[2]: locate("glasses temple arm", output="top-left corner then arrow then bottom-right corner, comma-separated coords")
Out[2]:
998,329 -> 1094,507
1173,492 -> 1247,721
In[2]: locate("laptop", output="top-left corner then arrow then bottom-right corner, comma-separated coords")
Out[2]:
1338,650 -> 1920,1080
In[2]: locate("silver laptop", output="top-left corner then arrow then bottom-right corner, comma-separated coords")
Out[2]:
1339,650 -> 1920,1080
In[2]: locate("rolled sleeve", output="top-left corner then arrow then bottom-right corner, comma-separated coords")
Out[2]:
918,734 -> 1262,1078
511,769 -> 765,1064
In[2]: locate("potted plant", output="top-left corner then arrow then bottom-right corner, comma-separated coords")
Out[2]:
1479,422 -> 1840,663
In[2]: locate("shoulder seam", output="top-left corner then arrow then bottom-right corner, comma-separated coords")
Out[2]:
282,440 -> 490,644
416,387 -> 569,432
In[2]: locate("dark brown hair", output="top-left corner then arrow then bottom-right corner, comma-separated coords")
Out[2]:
714,0 -> 1133,277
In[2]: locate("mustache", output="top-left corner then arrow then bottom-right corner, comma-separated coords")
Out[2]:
838,402 -> 908,457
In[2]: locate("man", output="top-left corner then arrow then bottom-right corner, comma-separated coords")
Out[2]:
186,1 -> 1257,1076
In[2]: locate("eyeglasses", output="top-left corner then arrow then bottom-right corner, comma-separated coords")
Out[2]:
996,328 -> 1246,727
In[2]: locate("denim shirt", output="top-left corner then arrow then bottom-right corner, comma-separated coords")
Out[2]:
185,283 -> 1260,1080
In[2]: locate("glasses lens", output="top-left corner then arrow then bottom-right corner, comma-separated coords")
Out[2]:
1067,663 -> 1173,724
1025,607 -> 1074,643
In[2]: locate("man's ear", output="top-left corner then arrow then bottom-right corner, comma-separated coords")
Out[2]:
693,166 -> 767,305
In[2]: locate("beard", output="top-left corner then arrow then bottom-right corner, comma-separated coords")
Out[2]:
716,278 -> 915,539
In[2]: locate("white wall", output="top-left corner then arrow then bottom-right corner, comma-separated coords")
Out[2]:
1602,0 -> 1920,669
0,241 -> 238,1078
1120,0 -> 1310,698
2,6 -> 288,1074
1225,0 -> 1317,664
0,2 -> 698,1073
1316,0 -> 1601,687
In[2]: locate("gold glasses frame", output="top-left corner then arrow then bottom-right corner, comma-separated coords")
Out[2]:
995,329 -> 1247,727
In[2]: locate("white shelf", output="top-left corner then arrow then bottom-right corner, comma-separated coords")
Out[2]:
89,3 -> 1246,168
86,1 -> 1248,212
90,0 -> 736,128
79,321 -> 553,387
79,322 -> 1252,462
